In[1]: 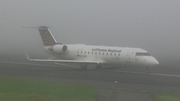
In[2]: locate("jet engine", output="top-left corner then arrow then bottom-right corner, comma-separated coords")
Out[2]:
51,45 -> 68,54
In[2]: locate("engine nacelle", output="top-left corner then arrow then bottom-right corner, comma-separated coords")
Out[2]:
52,45 -> 68,54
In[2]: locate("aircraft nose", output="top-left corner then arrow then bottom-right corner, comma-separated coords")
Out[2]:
152,57 -> 159,65
154,59 -> 159,65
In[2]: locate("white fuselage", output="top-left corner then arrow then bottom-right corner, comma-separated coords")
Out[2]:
45,44 -> 159,67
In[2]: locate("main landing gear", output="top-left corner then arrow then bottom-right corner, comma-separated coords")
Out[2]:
145,67 -> 149,74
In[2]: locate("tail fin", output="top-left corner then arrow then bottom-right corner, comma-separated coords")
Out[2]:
38,26 -> 57,46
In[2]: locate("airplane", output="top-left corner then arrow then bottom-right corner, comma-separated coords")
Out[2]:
25,26 -> 159,72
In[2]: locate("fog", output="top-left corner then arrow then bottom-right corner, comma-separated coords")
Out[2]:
0,0 -> 180,66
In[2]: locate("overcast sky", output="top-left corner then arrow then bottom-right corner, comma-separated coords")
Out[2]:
0,0 -> 180,64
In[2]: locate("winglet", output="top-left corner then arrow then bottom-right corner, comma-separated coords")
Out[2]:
25,52 -> 31,61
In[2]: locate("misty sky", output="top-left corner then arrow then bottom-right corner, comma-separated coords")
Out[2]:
0,0 -> 180,64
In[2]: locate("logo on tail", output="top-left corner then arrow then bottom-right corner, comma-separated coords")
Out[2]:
38,26 -> 57,46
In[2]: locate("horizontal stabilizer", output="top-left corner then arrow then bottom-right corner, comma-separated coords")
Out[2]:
23,26 -> 57,46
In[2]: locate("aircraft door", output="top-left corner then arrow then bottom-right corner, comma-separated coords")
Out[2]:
94,52 -> 98,60
126,52 -> 131,63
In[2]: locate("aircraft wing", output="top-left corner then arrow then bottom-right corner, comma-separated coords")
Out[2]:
25,53 -> 105,64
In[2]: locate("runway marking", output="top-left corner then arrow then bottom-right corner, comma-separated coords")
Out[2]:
107,70 -> 180,78
149,72 -> 180,77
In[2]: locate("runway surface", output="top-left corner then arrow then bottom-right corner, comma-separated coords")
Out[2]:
0,60 -> 180,86
0,59 -> 180,101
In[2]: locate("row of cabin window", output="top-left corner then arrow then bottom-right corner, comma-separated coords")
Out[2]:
135,52 -> 151,56
77,51 -> 120,56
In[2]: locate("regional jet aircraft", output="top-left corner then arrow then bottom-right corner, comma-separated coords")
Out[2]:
25,26 -> 159,72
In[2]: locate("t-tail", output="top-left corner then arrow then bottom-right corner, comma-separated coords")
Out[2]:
37,26 -> 59,55
38,26 -> 57,46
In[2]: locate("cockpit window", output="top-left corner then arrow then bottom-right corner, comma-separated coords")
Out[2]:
136,52 -> 151,56
143,53 -> 151,56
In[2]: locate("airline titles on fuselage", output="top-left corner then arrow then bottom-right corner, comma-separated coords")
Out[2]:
92,48 -> 122,53
77,48 -> 122,58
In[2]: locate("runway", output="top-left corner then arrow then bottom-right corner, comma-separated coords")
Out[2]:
0,60 -> 180,101
0,60 -> 180,86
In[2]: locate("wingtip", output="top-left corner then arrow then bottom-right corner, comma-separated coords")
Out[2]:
24,52 -> 31,61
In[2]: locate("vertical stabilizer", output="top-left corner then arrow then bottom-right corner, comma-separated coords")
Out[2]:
38,26 -> 57,46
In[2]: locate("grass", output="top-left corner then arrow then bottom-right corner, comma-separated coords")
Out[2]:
0,77 -> 98,101
153,92 -> 180,101
112,90 -> 118,100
